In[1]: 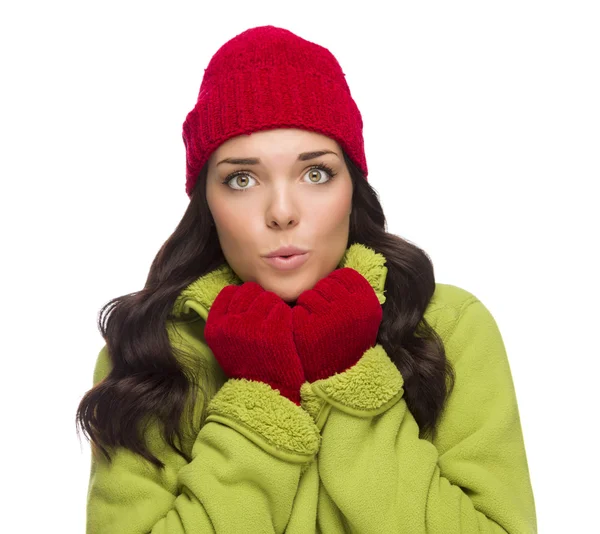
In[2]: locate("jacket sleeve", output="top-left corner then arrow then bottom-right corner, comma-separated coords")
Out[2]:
299,295 -> 537,534
86,344 -> 321,534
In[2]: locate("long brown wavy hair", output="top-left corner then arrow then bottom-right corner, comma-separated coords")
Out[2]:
76,150 -> 455,469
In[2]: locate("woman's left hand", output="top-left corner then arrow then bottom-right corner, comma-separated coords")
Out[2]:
292,267 -> 383,383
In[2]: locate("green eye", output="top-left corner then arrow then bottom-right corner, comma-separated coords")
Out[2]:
222,172 -> 256,192
222,163 -> 338,193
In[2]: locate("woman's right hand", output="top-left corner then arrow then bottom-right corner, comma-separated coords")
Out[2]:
204,281 -> 306,405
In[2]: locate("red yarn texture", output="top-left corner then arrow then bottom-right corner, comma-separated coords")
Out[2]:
182,25 -> 368,198
204,268 -> 382,405
292,268 -> 383,383
204,281 -> 305,405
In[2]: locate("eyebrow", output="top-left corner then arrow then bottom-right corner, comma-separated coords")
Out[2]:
216,150 -> 339,166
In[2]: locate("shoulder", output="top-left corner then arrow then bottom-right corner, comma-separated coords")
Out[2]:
423,283 -> 479,334
423,283 -> 507,368
423,283 -> 499,345
90,319 -> 227,394
92,343 -> 111,386
89,319 -> 211,387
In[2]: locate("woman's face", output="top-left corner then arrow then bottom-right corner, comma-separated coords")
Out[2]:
206,128 -> 353,304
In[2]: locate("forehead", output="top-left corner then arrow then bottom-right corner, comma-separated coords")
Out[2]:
211,128 -> 339,159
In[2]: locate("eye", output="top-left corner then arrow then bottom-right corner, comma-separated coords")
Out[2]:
221,163 -> 338,193
221,172 -> 257,192
304,163 -> 337,184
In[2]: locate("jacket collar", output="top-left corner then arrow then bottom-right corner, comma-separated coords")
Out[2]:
172,243 -> 388,322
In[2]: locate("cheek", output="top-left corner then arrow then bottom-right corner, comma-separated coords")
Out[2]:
207,186 -> 246,237
213,210 -> 250,246
313,192 -> 352,231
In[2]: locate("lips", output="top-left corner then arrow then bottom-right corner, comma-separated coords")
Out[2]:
263,252 -> 310,271
265,246 -> 309,258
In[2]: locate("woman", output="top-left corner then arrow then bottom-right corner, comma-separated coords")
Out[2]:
76,25 -> 537,533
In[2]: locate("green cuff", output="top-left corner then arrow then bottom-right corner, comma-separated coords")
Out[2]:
306,344 -> 405,421
205,378 -> 321,463
300,382 -> 332,431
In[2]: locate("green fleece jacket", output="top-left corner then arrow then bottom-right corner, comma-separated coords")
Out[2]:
85,243 -> 536,533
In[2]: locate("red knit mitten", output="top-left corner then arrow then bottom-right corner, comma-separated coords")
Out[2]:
292,268 -> 383,383
204,281 -> 305,405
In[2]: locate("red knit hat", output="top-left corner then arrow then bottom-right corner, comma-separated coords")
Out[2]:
182,25 -> 368,198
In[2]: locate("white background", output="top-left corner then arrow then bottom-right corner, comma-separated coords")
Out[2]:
1,1 -> 598,532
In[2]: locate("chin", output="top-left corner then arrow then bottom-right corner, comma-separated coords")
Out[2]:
260,276 -> 312,304
274,289 -> 302,306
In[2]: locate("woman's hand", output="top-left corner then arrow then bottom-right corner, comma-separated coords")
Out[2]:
204,281 -> 305,405
292,267 -> 383,383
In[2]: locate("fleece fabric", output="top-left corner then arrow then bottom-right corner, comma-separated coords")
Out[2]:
85,243 -> 537,533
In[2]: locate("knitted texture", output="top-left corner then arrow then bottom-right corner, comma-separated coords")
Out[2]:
292,267 -> 383,383
203,280 -> 306,406
182,25 -> 368,197
86,246 -> 537,533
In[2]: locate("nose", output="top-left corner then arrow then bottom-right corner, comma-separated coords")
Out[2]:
265,185 -> 299,229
